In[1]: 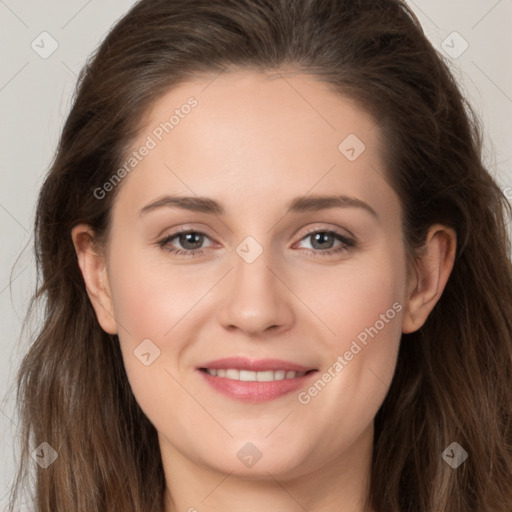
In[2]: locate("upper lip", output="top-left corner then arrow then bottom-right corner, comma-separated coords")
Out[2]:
199,357 -> 316,373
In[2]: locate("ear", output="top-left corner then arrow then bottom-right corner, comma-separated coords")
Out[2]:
402,224 -> 457,334
71,224 -> 118,335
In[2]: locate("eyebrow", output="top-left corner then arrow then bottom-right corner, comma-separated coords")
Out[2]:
138,194 -> 378,219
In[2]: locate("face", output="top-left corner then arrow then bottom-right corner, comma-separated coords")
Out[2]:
93,70 -> 411,479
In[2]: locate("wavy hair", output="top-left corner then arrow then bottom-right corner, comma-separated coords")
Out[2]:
7,0 -> 512,510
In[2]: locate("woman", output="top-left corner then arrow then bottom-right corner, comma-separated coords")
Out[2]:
7,0 -> 512,511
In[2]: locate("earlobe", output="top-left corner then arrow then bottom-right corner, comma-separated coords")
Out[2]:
402,225 -> 457,334
71,224 -> 118,335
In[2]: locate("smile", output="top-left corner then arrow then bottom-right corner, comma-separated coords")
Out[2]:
201,368 -> 311,381
197,357 -> 318,403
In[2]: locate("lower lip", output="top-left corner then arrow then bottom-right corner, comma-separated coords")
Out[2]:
199,370 -> 317,403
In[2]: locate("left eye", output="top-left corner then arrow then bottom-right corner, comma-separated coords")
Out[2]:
157,231 -> 212,255
157,229 -> 355,257
296,230 -> 354,252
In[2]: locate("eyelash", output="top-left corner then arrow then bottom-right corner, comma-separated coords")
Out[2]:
156,227 -> 356,258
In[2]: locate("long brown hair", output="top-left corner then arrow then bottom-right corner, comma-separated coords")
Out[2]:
7,0 -> 512,510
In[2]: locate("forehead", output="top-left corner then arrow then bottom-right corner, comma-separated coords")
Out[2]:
112,69 -> 398,222
142,68 -> 378,159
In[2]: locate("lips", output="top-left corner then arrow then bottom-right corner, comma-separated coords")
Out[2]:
199,357 -> 314,372
197,357 -> 318,403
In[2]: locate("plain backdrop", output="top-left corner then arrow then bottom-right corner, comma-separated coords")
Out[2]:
1,0 -> 511,508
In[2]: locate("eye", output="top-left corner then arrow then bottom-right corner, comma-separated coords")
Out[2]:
294,229 -> 356,257
156,230 -> 214,257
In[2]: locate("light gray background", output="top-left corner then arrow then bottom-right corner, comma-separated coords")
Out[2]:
1,0 -> 511,508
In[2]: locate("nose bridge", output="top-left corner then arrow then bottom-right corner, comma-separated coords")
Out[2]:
216,234 -> 294,334
233,236 -> 274,292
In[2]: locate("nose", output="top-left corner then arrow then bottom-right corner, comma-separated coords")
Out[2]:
216,244 -> 295,337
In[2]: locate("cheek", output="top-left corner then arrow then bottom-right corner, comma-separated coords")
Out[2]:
106,248 -> 197,418
309,249 -> 406,351
106,244 -> 224,406
108,246 -> 212,339
298,248 -> 405,424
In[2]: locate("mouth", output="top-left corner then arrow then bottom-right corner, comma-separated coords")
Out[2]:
199,368 -> 315,381
197,357 -> 318,403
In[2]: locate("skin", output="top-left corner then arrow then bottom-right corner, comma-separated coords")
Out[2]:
72,69 -> 456,512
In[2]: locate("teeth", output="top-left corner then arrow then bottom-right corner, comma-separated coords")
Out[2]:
255,370 -> 274,382
240,370 -> 256,381
205,368 -> 307,380
225,369 -> 239,379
